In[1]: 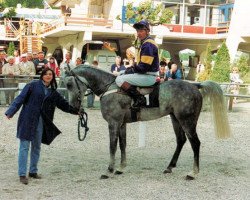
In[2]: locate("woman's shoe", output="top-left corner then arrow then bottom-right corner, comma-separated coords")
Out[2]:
28,173 -> 42,179
20,176 -> 28,185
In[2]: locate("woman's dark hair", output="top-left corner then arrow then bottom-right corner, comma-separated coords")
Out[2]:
160,61 -> 167,66
40,68 -> 57,89
168,61 -> 174,70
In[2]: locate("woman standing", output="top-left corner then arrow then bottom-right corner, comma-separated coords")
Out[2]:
5,68 -> 78,185
48,57 -> 60,77
229,66 -> 243,103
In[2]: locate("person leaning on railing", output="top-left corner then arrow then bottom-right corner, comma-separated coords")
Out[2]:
33,51 -> 48,75
0,51 -> 8,105
18,53 -> 36,76
2,56 -> 20,105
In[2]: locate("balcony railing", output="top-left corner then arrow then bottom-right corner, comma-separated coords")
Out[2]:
216,21 -> 230,34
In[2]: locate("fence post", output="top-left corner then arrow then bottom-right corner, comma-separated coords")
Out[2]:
138,94 -> 149,148
18,83 -> 26,94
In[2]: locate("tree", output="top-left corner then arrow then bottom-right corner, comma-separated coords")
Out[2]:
210,42 -> 231,82
197,42 -> 212,81
2,7 -> 16,18
7,42 -> 15,56
117,0 -> 173,26
236,55 -> 250,83
116,0 -> 173,49
4,0 -> 43,8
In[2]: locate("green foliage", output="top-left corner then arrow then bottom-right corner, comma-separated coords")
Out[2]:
3,7 -> 16,18
179,53 -> 193,61
210,42 -> 231,82
117,0 -> 173,26
0,2 -> 6,12
198,42 -> 212,81
4,0 -> 43,8
159,49 -> 170,61
235,55 -> 250,83
7,42 -> 15,56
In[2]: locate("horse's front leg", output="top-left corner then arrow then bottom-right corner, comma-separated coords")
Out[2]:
101,123 -> 119,179
115,123 -> 127,175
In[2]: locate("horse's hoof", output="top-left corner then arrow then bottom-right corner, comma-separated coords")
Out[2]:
114,170 -> 123,175
100,175 -> 109,179
163,168 -> 172,174
185,175 -> 195,180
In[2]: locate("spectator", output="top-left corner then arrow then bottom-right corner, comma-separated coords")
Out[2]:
59,51 -> 75,99
2,56 -> 20,105
159,61 -> 167,82
60,51 -> 75,77
33,51 -> 48,75
196,61 -> 205,81
111,56 -> 126,76
48,57 -> 60,77
124,58 -> 135,68
32,52 -> 38,61
0,51 -> 7,74
167,60 -> 174,71
87,61 -> 98,108
229,66 -> 243,104
18,53 -> 36,76
14,50 -> 20,64
0,51 -> 8,105
166,63 -> 182,80
26,53 -> 33,62
75,57 -> 83,66
5,68 -> 78,185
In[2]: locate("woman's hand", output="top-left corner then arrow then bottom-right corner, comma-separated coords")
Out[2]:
6,115 -> 12,119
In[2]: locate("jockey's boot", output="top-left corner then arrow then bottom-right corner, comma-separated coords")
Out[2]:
121,82 -> 146,108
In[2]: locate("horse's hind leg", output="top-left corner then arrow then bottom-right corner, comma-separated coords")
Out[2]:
185,130 -> 200,180
115,123 -> 127,175
164,114 -> 187,174
179,118 -> 200,180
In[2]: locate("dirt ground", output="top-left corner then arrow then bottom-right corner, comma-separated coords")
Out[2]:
0,101 -> 249,200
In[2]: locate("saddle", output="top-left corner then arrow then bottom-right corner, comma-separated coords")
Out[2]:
136,82 -> 160,108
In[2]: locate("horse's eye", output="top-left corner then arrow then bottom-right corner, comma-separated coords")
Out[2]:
66,82 -> 73,90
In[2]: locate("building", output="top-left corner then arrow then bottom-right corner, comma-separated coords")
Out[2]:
1,0 -> 250,72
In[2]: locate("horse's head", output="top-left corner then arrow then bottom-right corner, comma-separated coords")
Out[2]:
64,73 -> 88,110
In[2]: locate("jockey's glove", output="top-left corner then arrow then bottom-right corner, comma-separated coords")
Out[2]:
124,67 -> 135,74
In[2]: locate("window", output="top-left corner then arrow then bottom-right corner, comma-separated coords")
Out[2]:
98,55 -> 107,63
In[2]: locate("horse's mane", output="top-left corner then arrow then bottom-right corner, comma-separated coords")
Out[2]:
73,65 -> 116,82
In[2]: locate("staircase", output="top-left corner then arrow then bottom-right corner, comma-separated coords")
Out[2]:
20,35 -> 43,54
4,19 -> 20,38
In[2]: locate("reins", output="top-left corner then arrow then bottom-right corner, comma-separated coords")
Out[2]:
67,65 -> 90,141
78,108 -> 89,141
67,67 -> 114,141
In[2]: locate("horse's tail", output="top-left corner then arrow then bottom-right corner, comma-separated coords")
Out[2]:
199,81 -> 231,139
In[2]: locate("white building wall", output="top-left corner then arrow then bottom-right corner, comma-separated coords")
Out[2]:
226,0 -> 250,62
57,32 -> 85,62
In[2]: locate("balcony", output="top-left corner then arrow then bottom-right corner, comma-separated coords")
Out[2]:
164,24 -> 218,34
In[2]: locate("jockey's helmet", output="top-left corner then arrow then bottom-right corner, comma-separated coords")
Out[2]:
133,20 -> 150,31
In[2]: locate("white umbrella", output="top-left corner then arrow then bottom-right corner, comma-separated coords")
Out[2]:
179,48 -> 195,55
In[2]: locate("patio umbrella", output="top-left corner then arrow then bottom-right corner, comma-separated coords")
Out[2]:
179,48 -> 195,55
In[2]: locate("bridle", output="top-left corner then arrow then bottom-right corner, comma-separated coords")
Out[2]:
67,70 -> 90,141
68,69 -> 115,141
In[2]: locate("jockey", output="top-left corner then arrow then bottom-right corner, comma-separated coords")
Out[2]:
115,20 -> 159,108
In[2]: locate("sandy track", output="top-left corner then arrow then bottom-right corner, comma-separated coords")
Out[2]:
0,103 -> 249,200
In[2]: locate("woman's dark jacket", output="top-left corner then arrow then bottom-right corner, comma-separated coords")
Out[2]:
5,80 -> 78,143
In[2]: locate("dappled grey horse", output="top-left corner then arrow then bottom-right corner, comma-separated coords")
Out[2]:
65,66 -> 231,180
